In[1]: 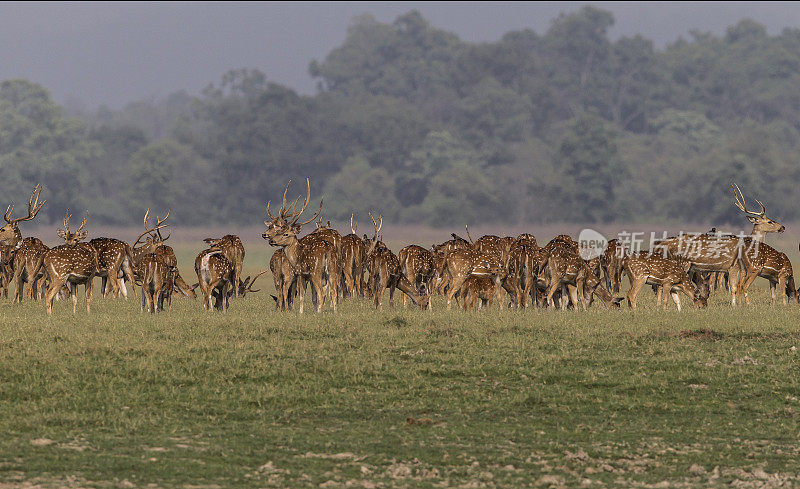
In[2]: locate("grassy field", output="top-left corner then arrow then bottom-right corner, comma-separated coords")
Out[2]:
1,235 -> 800,488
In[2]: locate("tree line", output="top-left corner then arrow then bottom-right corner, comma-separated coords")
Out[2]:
2,6 -> 800,228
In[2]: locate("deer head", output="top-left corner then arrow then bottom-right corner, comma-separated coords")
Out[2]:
0,184 -> 45,245
231,269 -> 269,298
57,210 -> 89,247
262,179 -> 322,245
732,183 -> 784,237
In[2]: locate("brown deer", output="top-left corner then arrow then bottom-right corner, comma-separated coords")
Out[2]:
363,216 -> 429,310
270,248 -> 295,311
194,247 -> 234,311
653,183 -> 784,305
340,214 -> 367,299
623,253 -> 708,311
136,252 -> 172,313
130,209 -> 171,269
0,243 -> 15,298
462,275 -> 499,311
263,179 -> 339,314
600,238 -> 626,293
88,237 -> 137,299
397,244 -> 436,309
437,245 -> 506,311
542,242 -> 588,310
505,242 -> 540,308
202,235 -> 245,297
42,211 -> 97,315
0,184 -> 48,302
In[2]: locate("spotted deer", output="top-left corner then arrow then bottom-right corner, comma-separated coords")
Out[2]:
437,245 -> 506,310
194,247 -> 234,311
42,211 -> 97,315
270,248 -> 295,311
263,179 -> 338,314
363,215 -> 429,310
202,235 -> 245,297
0,243 -> 15,298
623,253 -> 707,310
137,252 -> 173,313
542,242 -> 588,310
0,185 -> 48,302
340,214 -> 367,299
88,237 -> 137,299
397,244 -> 436,309
600,238 -> 626,293
653,184 -> 784,305
462,275 -> 500,311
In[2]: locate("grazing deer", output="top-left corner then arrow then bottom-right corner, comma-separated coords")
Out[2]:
653,183 -> 784,305
542,242 -> 588,310
340,214 -> 367,299
397,244 -> 436,309
462,275 -> 499,311
42,211 -> 97,315
203,235 -> 245,297
623,253 -> 708,311
263,179 -> 339,314
437,245 -> 506,311
0,184 -> 48,302
363,215 -> 429,311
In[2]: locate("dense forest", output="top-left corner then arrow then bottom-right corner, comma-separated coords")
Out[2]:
2,6 -> 800,227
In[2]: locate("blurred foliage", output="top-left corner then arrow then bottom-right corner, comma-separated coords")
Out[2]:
6,8 -> 800,228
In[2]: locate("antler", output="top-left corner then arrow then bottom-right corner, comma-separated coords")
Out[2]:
5,184 -> 46,225
369,212 -> 383,237
154,209 -> 171,242
132,208 -> 170,249
465,225 -> 475,244
350,213 -> 357,234
732,183 -> 766,217
241,269 -> 269,294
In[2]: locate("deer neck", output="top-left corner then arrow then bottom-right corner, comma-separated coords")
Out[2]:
5,227 -> 23,247
751,225 -> 766,243
281,237 -> 302,272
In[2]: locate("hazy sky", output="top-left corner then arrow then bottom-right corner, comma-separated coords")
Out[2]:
2,1 -> 800,110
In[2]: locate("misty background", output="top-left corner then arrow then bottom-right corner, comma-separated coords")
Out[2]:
2,1 -> 800,229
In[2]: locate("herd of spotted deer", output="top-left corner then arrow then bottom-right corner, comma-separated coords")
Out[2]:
0,181 -> 795,315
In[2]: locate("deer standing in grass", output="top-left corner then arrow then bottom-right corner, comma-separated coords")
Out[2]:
653,184 -> 784,305
194,247 -> 234,311
437,227 -> 506,311
623,253 -> 707,311
0,185 -> 48,302
397,244 -> 436,309
363,214 -> 429,310
263,179 -> 338,314
340,214 -> 367,300
203,235 -> 245,297
43,211 -> 97,315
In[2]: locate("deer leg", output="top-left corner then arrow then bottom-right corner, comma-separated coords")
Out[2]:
69,282 -> 78,313
45,279 -> 65,315
779,276 -> 787,306
739,267 -> 759,306
566,284 -> 579,311
447,273 -> 467,311
85,278 -> 93,313
671,291 -> 682,311
627,277 -> 645,310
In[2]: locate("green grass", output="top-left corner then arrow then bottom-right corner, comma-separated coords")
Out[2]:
0,242 -> 799,488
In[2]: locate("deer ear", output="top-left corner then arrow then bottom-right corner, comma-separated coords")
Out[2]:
77,231 -> 88,241
747,215 -> 758,223
57,229 -> 67,240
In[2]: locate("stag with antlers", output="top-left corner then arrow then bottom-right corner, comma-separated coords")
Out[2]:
623,253 -> 707,311
0,185 -> 48,302
652,183 -> 785,305
262,179 -> 340,314
42,211 -> 97,315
